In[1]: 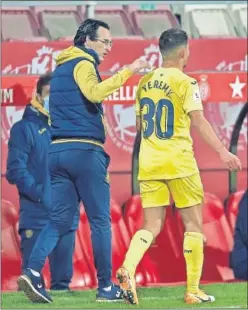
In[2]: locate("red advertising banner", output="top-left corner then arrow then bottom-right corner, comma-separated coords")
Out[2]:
1,72 -> 247,204
2,39 -> 247,75
1,73 -> 247,106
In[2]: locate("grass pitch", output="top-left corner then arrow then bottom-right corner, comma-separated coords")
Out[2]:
1,282 -> 247,309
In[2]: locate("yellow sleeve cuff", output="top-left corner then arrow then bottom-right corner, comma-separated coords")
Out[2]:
119,67 -> 134,80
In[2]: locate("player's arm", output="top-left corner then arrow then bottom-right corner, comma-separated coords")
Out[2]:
74,59 -> 150,103
183,80 -> 242,171
136,116 -> 141,132
133,81 -> 142,171
190,110 -> 227,151
135,81 -> 142,132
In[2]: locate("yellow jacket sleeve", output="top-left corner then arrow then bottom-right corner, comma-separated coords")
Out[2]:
73,60 -> 134,103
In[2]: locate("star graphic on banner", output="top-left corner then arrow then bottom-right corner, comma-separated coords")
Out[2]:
229,76 -> 246,98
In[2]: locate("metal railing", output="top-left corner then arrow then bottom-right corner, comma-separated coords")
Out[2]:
229,102 -> 248,194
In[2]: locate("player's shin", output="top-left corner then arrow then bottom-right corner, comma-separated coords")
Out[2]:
183,232 -> 204,293
123,229 -> 153,274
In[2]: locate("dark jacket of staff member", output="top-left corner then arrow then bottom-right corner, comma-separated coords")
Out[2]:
6,73 -> 79,290
230,189 -> 248,281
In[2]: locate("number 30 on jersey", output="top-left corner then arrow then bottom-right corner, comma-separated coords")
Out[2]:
140,98 -> 174,139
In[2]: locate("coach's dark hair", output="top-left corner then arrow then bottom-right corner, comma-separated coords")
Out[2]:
74,18 -> 110,46
159,28 -> 188,56
36,73 -> 52,95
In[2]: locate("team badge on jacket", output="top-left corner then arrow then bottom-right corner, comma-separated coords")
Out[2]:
25,230 -> 33,238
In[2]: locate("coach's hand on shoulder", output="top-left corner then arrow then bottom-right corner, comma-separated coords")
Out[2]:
127,58 -> 151,73
218,147 -> 242,171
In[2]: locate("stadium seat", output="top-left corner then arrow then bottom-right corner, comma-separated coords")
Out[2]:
123,195 -> 143,236
78,201 -> 137,286
175,192 -> 235,281
34,233 -> 94,290
42,207 -> 96,290
111,199 -> 160,285
128,5 -> 179,38
182,4 -> 238,38
4,37 -> 48,42
1,177 -> 19,213
94,6 -> 134,36
111,200 -> 140,282
225,190 -> 246,233
71,260 -> 96,289
231,4 -> 247,37
123,195 -> 184,282
76,206 -> 97,287
72,229 -> 96,288
175,192 -> 234,250
78,200 -> 148,285
77,199 -> 159,286
202,193 -> 234,252
57,36 -> 74,42
1,199 -> 21,291
37,7 -> 82,40
1,179 -> 53,290
1,8 -> 42,41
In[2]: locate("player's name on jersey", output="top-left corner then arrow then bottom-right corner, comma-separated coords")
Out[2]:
106,86 -> 138,101
142,80 -> 172,96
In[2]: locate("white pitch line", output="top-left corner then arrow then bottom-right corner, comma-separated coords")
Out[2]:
141,297 -> 245,308
142,296 -> 179,300
190,304 -> 245,310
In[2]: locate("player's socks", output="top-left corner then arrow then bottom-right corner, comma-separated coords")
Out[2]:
183,232 -> 204,293
123,229 -> 153,274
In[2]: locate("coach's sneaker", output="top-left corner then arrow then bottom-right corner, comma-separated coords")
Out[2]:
96,283 -> 123,302
17,269 -> 52,303
184,289 -> 215,304
116,266 -> 138,305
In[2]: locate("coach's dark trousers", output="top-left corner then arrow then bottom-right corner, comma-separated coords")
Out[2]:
28,142 -> 112,289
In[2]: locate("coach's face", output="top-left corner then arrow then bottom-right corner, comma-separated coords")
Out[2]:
88,26 -> 113,63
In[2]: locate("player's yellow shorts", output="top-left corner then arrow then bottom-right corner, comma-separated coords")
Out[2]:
140,173 -> 204,209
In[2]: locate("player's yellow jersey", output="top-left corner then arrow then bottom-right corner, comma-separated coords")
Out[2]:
136,67 -> 203,180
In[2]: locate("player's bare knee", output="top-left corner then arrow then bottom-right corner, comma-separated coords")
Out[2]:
143,206 -> 165,239
179,203 -> 203,234
182,214 -> 202,233
143,222 -> 161,239
184,221 -> 202,234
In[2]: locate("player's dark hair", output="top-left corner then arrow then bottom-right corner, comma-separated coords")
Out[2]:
159,28 -> 188,56
36,73 -> 52,95
74,18 -> 110,46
